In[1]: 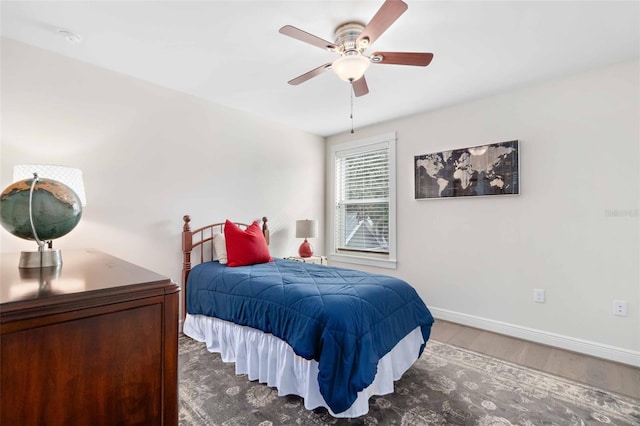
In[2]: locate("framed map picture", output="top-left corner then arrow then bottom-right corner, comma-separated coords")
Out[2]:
415,140 -> 519,199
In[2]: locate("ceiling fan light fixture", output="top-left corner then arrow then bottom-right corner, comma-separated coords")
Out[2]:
332,54 -> 370,82
280,0 -> 432,96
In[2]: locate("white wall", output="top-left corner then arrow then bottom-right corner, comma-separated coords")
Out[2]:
1,39 -> 325,301
326,60 -> 640,365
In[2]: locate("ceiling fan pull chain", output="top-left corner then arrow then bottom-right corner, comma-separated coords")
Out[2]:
350,82 -> 355,134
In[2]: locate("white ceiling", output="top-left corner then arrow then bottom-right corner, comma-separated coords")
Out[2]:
1,1 -> 639,137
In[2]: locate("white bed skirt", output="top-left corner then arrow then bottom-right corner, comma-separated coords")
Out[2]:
183,313 -> 425,418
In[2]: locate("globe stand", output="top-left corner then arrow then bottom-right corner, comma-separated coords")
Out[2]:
19,249 -> 62,268
18,173 -> 66,269
2,170 -> 84,270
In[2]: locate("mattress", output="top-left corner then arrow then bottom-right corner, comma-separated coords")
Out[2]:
185,258 -> 434,414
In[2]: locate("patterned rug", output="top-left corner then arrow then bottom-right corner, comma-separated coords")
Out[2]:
178,335 -> 640,425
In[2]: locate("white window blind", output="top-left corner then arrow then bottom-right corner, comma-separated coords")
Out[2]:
335,142 -> 390,254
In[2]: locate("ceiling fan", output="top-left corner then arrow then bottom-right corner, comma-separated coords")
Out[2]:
279,0 -> 433,97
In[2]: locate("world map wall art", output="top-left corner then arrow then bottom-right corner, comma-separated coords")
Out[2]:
414,140 -> 519,199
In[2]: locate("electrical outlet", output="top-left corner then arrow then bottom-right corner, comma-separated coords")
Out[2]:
533,289 -> 545,303
613,300 -> 628,317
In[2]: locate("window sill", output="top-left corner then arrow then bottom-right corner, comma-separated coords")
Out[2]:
328,253 -> 397,270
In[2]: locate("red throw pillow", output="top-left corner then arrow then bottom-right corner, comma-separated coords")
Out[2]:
224,220 -> 273,267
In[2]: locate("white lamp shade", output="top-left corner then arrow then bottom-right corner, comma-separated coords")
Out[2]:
332,55 -> 370,82
296,219 -> 318,239
14,164 -> 87,206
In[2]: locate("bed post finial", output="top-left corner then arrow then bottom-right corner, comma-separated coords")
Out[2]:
262,216 -> 270,245
182,214 -> 194,322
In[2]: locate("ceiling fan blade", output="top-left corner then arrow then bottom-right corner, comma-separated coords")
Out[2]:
357,0 -> 408,48
352,76 -> 369,97
371,51 -> 434,66
288,63 -> 332,85
279,25 -> 338,51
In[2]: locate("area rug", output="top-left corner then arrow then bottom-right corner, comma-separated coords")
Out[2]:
178,335 -> 640,425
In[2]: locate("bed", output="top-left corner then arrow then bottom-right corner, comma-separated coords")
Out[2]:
181,215 -> 434,418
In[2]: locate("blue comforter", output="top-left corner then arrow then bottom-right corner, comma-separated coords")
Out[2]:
187,258 -> 434,414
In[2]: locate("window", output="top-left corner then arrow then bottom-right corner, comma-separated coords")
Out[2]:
329,133 -> 396,269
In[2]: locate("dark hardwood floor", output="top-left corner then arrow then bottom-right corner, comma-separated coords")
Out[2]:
429,320 -> 640,400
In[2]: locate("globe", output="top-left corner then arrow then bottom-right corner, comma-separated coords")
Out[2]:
0,177 -> 83,242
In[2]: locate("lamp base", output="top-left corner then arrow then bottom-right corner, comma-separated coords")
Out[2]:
298,239 -> 314,258
19,249 -> 63,268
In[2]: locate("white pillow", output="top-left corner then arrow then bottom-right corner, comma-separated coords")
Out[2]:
213,233 -> 227,264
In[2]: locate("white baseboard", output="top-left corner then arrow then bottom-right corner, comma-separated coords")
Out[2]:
430,307 -> 640,367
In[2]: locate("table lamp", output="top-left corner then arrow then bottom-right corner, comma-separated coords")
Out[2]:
296,219 -> 318,258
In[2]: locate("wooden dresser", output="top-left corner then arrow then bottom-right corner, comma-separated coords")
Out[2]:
0,249 -> 180,426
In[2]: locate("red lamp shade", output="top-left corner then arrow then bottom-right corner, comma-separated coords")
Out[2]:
296,219 -> 318,258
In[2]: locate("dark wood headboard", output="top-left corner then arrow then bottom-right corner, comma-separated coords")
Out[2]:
181,215 -> 269,320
